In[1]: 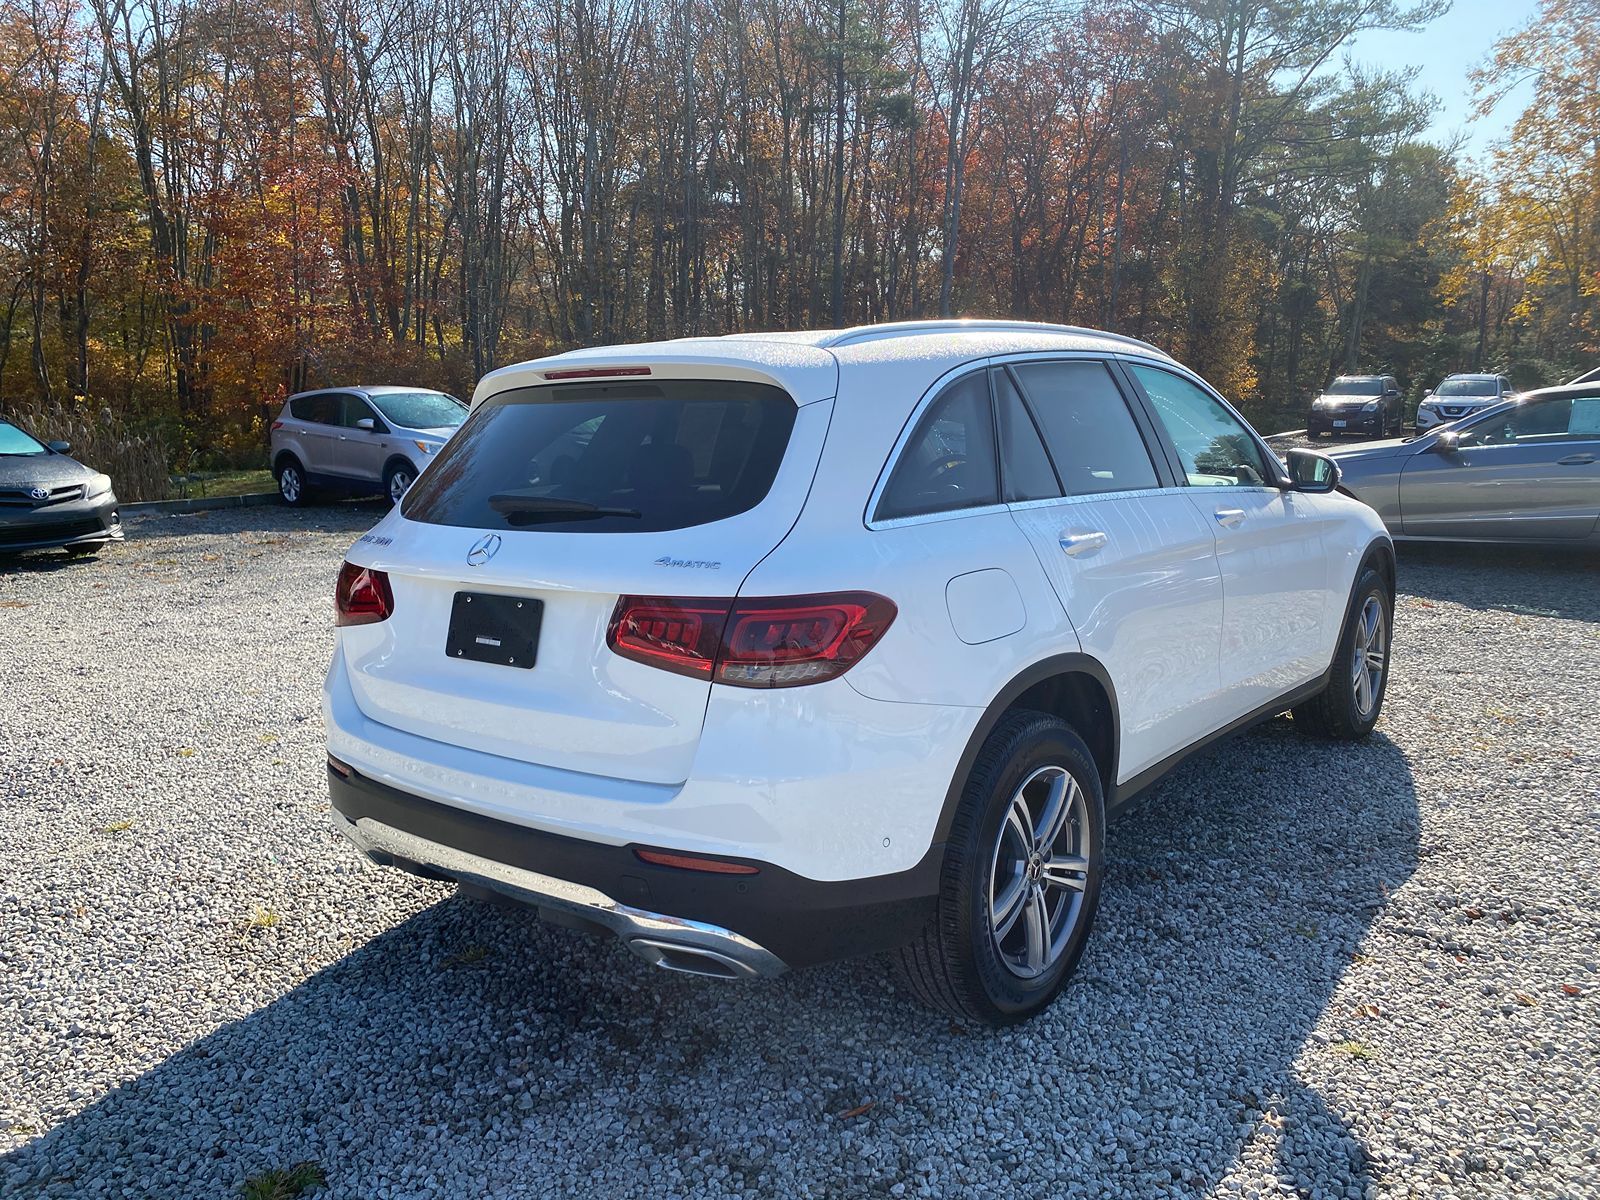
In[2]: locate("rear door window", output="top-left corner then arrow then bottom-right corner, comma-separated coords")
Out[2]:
1010,361 -> 1159,496
401,379 -> 797,533
290,393 -> 339,424
875,372 -> 1000,520
992,369 -> 1062,502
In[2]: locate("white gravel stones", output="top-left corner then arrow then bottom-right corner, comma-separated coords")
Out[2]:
1,511 -> 1597,1198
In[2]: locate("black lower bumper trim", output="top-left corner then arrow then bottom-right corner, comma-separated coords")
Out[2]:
328,765 -> 942,969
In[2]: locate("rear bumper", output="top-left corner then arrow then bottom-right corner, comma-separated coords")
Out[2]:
328,761 -> 941,971
0,494 -> 122,552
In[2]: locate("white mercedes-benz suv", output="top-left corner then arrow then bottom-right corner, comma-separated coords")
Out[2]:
324,320 -> 1394,1025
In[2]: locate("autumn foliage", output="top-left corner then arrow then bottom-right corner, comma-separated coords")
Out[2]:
0,0 -> 1592,467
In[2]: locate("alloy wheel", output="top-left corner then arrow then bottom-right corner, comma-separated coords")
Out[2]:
280,467 -> 302,503
388,469 -> 413,504
987,765 -> 1092,979
1351,596 -> 1386,718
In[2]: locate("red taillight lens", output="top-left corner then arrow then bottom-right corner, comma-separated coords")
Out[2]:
606,592 -> 896,688
335,561 -> 394,626
717,593 -> 897,687
270,419 -> 285,430
607,596 -> 732,678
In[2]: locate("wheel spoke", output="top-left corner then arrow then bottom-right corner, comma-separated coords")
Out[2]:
1022,883 -> 1049,971
1005,793 -> 1034,850
991,871 -> 1028,940
1041,855 -> 1089,892
1032,771 -> 1072,852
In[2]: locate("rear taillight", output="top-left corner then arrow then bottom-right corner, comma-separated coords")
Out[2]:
607,592 -> 896,688
335,561 -> 394,627
607,596 -> 731,679
270,419 -> 285,430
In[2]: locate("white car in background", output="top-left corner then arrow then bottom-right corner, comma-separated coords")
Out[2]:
1414,373 -> 1514,433
270,386 -> 467,506
322,320 -> 1395,1026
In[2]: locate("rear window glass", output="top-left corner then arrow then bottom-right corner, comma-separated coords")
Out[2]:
401,379 -> 797,533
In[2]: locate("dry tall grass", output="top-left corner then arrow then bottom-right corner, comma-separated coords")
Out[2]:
0,400 -> 170,502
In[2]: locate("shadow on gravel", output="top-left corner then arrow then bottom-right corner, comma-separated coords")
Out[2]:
2,722 -> 1419,1199
1396,542 -> 1600,623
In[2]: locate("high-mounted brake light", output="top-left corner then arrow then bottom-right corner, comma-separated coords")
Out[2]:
541,366 -> 653,381
606,592 -> 896,688
335,561 -> 394,627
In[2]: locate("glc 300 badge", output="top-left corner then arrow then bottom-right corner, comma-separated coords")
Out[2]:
466,533 -> 502,566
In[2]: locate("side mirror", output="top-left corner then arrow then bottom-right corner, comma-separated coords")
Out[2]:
355,418 -> 376,432
1285,448 -> 1340,493
47,440 -> 71,454
1433,431 -> 1460,455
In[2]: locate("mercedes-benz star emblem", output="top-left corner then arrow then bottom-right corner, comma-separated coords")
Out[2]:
466,533 -> 502,567
28,487 -> 49,501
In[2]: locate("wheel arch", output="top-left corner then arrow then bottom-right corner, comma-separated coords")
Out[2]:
933,654 -> 1120,843
272,449 -> 303,475
382,454 -> 419,482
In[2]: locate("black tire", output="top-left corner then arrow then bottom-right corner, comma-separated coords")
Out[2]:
383,461 -> 415,506
897,710 -> 1105,1027
1293,565 -> 1392,740
276,457 -> 310,507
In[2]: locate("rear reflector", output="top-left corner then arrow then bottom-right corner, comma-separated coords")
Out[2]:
634,848 -> 760,875
541,366 -> 653,381
335,561 -> 394,627
607,591 -> 896,688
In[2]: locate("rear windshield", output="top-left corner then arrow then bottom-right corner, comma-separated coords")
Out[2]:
369,391 -> 466,429
1326,378 -> 1384,395
401,379 -> 797,533
1436,378 -> 1497,397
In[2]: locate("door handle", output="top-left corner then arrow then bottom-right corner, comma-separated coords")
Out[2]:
1214,508 -> 1246,528
1557,453 -> 1596,465
1059,530 -> 1108,557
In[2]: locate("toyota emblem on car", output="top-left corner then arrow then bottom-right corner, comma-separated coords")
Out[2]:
465,533 -> 501,566
28,486 -> 48,501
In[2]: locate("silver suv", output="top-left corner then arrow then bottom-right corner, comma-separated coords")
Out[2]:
270,386 -> 466,506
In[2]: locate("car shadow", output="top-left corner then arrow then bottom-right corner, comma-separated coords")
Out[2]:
1,722 -> 1417,1198
1395,542 -> 1599,623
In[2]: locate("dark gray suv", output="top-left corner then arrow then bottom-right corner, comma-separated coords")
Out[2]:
1308,375 -> 1404,440
270,386 -> 466,506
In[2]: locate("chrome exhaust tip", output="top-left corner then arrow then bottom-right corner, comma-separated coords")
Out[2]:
627,937 -> 763,980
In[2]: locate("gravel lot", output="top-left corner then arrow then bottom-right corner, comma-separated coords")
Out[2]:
2,506 -> 1597,1199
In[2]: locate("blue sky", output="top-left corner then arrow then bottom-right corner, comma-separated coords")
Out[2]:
1343,0 -> 1542,159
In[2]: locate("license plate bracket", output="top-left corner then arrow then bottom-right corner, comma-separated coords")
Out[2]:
446,592 -> 541,669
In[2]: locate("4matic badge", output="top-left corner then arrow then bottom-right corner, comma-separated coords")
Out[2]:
654,555 -> 721,570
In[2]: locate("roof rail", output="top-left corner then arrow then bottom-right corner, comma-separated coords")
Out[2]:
817,319 -> 1170,358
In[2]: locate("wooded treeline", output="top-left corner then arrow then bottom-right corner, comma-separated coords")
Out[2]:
1,0 -> 1595,464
